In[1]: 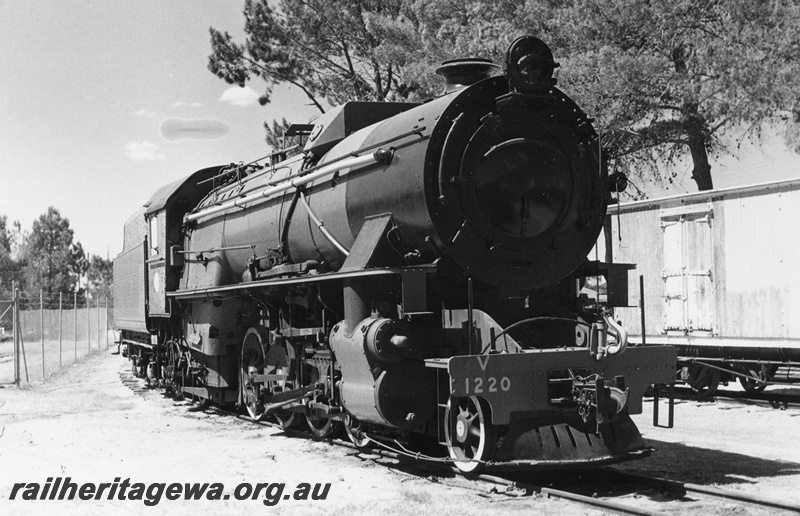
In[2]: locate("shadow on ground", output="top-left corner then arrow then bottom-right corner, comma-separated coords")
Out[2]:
611,438 -> 800,485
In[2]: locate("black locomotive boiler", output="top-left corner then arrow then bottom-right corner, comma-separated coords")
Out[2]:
113,36 -> 676,474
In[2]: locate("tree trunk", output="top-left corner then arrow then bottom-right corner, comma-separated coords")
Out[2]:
684,105 -> 714,191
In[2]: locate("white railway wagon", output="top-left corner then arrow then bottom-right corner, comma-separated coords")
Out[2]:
607,177 -> 800,393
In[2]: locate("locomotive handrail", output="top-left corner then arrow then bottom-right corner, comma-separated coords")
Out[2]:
185,150 -> 391,223
190,127 -> 427,219
436,113 -> 464,205
165,266 -> 440,300
269,127 -> 423,186
175,244 -> 256,254
489,315 -> 628,357
197,145 -> 302,186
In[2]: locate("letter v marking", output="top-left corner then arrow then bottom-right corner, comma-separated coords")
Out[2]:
476,355 -> 490,371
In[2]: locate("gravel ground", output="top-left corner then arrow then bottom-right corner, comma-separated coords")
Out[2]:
0,350 -> 798,515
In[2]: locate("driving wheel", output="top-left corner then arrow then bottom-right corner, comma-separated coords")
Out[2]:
240,328 -> 269,421
264,340 -> 298,429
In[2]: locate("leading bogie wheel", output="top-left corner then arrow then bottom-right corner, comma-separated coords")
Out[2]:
444,396 -> 496,476
344,414 -> 371,449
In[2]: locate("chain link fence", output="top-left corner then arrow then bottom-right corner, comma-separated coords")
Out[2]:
0,290 -> 114,385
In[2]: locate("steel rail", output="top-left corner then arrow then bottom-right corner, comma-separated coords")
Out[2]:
534,486 -> 663,516
606,469 -> 800,513
477,474 -> 663,516
671,386 -> 800,406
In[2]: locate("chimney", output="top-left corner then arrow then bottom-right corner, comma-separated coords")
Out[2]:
435,58 -> 500,93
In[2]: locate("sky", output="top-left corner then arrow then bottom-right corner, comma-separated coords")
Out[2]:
1,1 -> 799,260
0,1 -> 319,259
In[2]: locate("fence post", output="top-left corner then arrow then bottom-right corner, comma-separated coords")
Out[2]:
87,294 -> 90,353
96,296 -> 100,350
17,287 -> 28,384
73,291 -> 77,361
104,297 -> 109,349
12,281 -> 18,387
59,292 -> 63,368
40,289 -> 44,380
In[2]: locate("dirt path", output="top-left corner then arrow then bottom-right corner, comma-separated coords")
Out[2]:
0,351 -> 567,515
0,350 -> 798,515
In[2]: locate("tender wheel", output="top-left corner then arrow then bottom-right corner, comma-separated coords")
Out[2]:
130,356 -> 141,378
344,414 -> 371,449
444,396 -> 496,475
240,328 -> 269,421
164,339 -> 185,399
131,349 -> 148,379
687,365 -> 720,397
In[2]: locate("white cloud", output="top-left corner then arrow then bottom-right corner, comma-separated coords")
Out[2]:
219,86 -> 260,107
134,109 -> 159,119
160,118 -> 230,141
172,101 -> 203,108
124,141 -> 165,161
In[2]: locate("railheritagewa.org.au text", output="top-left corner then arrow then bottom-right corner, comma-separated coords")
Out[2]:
9,477 -> 331,506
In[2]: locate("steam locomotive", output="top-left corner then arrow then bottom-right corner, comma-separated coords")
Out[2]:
113,36 -> 676,474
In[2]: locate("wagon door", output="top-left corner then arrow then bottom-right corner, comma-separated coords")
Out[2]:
660,206 -> 715,335
661,217 -> 685,332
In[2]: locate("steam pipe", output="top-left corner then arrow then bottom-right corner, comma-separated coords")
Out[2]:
298,190 -> 350,257
603,313 -> 628,356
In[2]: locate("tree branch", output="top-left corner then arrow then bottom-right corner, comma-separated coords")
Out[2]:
240,55 -> 326,113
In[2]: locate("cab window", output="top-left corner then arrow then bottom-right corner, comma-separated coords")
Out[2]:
149,215 -> 159,256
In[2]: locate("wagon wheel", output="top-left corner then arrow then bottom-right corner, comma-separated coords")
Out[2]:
687,365 -> 720,397
344,414 -> 372,449
240,328 -> 269,421
444,396 -> 497,476
264,340 -> 298,429
304,364 -> 340,438
739,364 -> 772,394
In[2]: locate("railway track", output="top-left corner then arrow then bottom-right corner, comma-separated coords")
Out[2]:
493,468 -> 800,515
119,365 -> 800,514
672,386 -> 800,408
